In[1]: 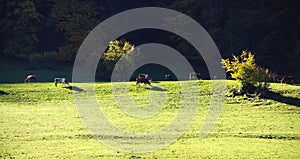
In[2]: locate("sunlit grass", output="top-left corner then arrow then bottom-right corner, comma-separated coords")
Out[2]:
0,81 -> 300,158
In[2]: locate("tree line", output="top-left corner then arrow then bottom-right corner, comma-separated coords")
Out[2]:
0,0 -> 299,79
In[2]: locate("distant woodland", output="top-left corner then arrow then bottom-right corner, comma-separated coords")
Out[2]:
1,0 -> 299,79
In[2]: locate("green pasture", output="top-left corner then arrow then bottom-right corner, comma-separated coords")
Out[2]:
0,81 -> 300,158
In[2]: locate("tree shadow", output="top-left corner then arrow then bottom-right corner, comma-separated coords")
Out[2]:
262,91 -> 300,107
63,86 -> 84,92
0,90 -> 8,95
149,86 -> 165,92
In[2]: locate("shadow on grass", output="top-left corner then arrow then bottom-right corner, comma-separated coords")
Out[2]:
151,81 -> 160,83
149,86 -> 165,91
262,91 -> 300,107
63,86 -> 84,92
0,90 -> 8,95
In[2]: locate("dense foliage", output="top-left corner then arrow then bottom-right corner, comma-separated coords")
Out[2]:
0,0 -> 299,79
1,1 -> 40,57
100,40 -> 135,72
222,51 -> 271,95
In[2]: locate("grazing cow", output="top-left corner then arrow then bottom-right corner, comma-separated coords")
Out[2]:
136,74 -> 152,86
280,76 -> 295,84
54,77 -> 70,87
189,72 -> 201,80
270,73 -> 283,83
270,73 -> 295,84
24,75 -> 37,83
164,74 -> 172,81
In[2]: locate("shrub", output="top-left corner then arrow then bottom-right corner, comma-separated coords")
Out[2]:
99,40 -> 135,72
221,51 -> 271,95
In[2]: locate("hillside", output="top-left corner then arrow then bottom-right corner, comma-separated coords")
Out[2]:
0,81 -> 300,158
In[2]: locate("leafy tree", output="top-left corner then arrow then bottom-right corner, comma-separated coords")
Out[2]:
1,0 -> 41,57
100,40 -> 135,72
221,51 -> 271,95
0,0 -> 299,81
51,0 -> 99,61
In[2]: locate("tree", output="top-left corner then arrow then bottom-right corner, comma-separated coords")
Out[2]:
1,0 -> 41,58
51,0 -> 100,61
221,51 -> 271,95
100,40 -> 135,71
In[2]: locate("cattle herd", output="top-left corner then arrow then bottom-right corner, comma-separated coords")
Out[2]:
24,75 -> 70,87
23,72 -> 296,87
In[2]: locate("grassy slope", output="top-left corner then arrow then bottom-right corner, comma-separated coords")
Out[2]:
0,81 -> 300,158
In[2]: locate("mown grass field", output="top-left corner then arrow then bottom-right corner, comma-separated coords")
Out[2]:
0,81 -> 300,158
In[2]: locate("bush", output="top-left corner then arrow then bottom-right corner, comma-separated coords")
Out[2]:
221,51 -> 271,95
99,40 -> 135,72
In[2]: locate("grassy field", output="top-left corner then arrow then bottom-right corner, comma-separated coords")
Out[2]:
0,80 -> 300,158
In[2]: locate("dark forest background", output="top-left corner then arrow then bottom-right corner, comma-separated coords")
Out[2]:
0,0 -> 300,81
